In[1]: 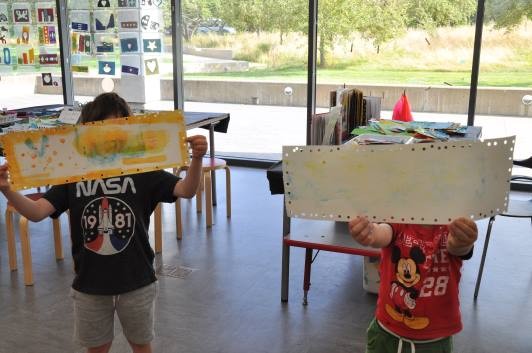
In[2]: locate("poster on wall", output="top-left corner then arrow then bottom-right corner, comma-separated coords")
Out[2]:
39,52 -> 59,65
1,47 -> 12,65
139,10 -> 162,32
0,24 -> 8,45
119,32 -> 140,53
38,25 -> 57,45
0,3 -> 9,23
98,59 -> 116,75
117,9 -> 140,30
118,0 -> 139,8
93,10 -> 116,32
70,10 -> 91,31
94,33 -> 116,53
140,0 -> 163,9
12,3 -> 31,23
36,4 -> 55,23
120,54 -> 141,76
0,112 -> 189,190
142,34 -> 162,53
69,0 -> 90,10
93,0 -> 114,8
71,32 -> 91,54
13,25 -> 32,45
143,57 -> 158,75
17,47 -> 36,65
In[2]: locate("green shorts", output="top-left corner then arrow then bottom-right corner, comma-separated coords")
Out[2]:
366,318 -> 453,353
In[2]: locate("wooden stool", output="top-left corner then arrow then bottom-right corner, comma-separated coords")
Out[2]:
5,193 -> 63,286
153,158 -> 231,251
191,157 -> 231,228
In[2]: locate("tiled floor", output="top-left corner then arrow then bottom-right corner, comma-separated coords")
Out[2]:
0,167 -> 531,353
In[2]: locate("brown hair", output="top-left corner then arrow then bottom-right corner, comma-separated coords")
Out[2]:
80,92 -> 132,123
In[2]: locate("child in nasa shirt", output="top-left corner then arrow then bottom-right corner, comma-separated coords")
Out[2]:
349,216 -> 478,353
0,93 -> 207,353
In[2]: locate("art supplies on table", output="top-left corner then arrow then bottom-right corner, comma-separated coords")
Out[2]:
352,120 -> 469,143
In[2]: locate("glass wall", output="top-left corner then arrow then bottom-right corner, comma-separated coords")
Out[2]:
182,0 -> 309,160
316,0 -> 480,128
0,0 -> 63,109
474,0 -> 532,162
68,0 -> 173,109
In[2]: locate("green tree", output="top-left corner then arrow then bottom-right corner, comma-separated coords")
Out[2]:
316,0 -> 358,67
485,0 -> 532,30
262,0 -> 307,44
182,0 -> 223,41
219,0 -> 268,34
405,0 -> 477,30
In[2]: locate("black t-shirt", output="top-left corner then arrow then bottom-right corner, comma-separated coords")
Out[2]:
43,171 -> 179,295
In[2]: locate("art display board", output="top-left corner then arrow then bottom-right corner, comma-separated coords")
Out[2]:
0,111 -> 189,190
67,0 -> 164,103
282,137 -> 515,224
0,1 -> 60,70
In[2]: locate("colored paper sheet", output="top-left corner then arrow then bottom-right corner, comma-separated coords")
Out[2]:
0,111 -> 189,190
282,137 -> 515,224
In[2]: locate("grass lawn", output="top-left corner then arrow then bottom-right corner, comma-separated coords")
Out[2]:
185,67 -> 532,87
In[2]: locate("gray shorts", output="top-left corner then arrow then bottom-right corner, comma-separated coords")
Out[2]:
70,282 -> 158,348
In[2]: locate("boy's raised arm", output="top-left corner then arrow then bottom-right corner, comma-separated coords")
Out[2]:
173,135 -> 208,199
349,216 -> 393,248
0,163 -> 56,222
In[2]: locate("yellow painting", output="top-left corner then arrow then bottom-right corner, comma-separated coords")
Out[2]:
0,111 -> 189,190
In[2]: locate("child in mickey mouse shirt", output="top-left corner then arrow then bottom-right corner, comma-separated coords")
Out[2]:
349,216 -> 478,353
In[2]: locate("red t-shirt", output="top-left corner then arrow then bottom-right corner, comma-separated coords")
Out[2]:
375,224 -> 463,340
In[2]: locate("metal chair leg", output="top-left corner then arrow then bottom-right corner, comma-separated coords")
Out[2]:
474,216 -> 496,300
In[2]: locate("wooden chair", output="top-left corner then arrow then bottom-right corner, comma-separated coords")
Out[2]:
5,192 -> 63,286
153,157 -> 231,252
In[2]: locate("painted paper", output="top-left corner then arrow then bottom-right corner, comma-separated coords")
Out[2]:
119,32 -> 140,53
142,36 -> 162,53
283,137 -> 515,224
93,10 -> 115,32
70,10 -> 90,31
0,111 -> 189,190
0,3 -> 9,23
12,3 -> 31,24
118,0 -> 139,8
117,9 -> 140,30
36,5 -> 55,23
139,10 -> 162,32
98,60 -> 115,75
94,33 -> 116,53
121,54 -> 141,75
144,57 -> 158,75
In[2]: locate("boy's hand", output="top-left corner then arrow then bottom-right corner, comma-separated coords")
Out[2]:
447,217 -> 478,255
349,216 -> 375,246
0,163 -> 11,193
187,135 -> 208,159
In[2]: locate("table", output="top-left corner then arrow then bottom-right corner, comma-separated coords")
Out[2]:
267,125 -> 483,304
267,162 -> 379,304
6,106 -> 231,204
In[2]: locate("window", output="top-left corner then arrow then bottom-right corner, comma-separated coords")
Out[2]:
183,0 -> 309,160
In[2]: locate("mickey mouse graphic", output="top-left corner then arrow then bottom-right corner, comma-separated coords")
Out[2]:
385,245 -> 430,330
